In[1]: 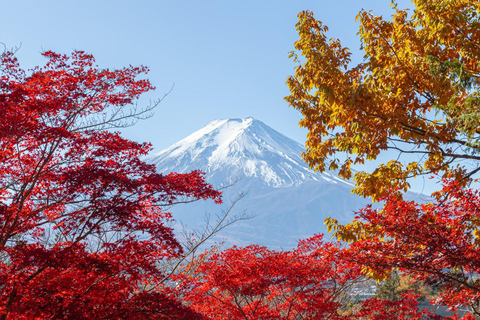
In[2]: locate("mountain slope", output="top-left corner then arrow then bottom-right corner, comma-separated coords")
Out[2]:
146,118 -> 383,248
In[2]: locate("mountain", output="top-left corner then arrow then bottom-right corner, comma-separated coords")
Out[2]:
146,118 -> 424,249
148,117 -> 347,188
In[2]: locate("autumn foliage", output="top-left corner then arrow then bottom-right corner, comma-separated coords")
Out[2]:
285,0 -> 480,200
0,50 -> 221,319
4,0 -> 480,318
327,180 -> 480,317
179,235 -> 360,319
177,235 -> 450,320
285,0 -> 480,318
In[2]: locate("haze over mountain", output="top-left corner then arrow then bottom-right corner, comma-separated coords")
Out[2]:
146,118 -> 385,248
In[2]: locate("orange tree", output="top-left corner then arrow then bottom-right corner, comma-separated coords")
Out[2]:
286,0 -> 480,317
285,0 -> 480,201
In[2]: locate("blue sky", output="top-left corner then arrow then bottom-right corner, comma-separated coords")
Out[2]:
3,1 -> 438,193
1,0 -> 412,148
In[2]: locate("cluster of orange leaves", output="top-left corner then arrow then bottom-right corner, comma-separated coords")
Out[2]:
285,0 -> 480,201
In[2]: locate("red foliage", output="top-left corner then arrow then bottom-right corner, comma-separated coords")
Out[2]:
178,235 -> 454,319
353,292 -> 444,320
0,50 -> 220,319
179,235 -> 363,319
346,180 -> 480,317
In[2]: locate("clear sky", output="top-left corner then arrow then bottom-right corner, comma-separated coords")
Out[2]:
4,1 -> 437,193
1,0 -> 413,147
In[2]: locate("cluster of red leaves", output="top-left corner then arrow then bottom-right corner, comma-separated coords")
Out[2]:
178,235 -> 356,319
354,292 -> 462,320
346,180 -> 480,317
177,235 -> 448,319
0,50 -> 221,319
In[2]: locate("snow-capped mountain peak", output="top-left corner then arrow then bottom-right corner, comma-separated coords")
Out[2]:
146,118 -> 426,249
147,118 -> 350,187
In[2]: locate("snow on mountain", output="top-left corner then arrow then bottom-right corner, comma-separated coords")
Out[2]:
147,117 -> 350,188
147,117 -> 420,249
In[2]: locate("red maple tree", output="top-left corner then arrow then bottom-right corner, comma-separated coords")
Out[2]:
178,234 -> 449,319
0,50 -> 221,319
178,235 -> 355,319
328,180 -> 480,318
